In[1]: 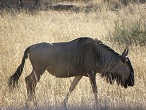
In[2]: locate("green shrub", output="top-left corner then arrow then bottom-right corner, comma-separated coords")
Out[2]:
110,17 -> 146,46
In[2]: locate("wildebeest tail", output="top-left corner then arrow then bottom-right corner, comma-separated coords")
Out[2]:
8,47 -> 30,90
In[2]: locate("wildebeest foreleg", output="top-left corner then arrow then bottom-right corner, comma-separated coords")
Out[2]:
63,75 -> 82,107
88,71 -> 98,109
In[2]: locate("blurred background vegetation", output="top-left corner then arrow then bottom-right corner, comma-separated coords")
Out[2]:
0,0 -> 146,47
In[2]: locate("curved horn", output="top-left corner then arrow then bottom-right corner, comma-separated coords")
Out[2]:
121,47 -> 129,61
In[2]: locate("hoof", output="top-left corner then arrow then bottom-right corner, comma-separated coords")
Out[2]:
61,101 -> 68,109
25,98 -> 38,108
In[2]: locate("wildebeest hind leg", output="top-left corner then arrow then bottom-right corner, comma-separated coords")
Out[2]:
63,75 -> 82,107
25,68 -> 45,107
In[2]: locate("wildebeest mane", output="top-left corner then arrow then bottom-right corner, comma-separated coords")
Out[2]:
76,37 -> 120,57
70,37 -> 91,46
94,38 -> 120,56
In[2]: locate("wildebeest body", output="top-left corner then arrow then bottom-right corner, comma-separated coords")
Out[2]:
29,39 -> 98,77
8,37 -> 134,108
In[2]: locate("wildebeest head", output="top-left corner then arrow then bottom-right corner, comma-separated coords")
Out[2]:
113,47 -> 134,88
97,42 -> 135,88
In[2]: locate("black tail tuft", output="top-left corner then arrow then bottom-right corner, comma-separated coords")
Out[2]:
8,47 -> 30,90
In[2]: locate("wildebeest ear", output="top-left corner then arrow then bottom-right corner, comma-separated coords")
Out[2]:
121,47 -> 129,62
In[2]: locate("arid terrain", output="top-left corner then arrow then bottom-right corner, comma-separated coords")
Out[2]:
0,0 -> 146,110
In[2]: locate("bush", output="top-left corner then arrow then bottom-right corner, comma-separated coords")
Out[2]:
109,17 -> 146,46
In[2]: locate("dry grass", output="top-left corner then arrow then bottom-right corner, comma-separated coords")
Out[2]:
0,2 -> 146,110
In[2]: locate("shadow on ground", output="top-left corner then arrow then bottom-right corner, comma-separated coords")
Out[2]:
0,104 -> 144,110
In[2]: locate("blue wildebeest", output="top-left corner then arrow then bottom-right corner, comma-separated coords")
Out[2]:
8,37 -> 134,107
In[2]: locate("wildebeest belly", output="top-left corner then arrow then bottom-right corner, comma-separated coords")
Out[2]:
47,67 -> 78,78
